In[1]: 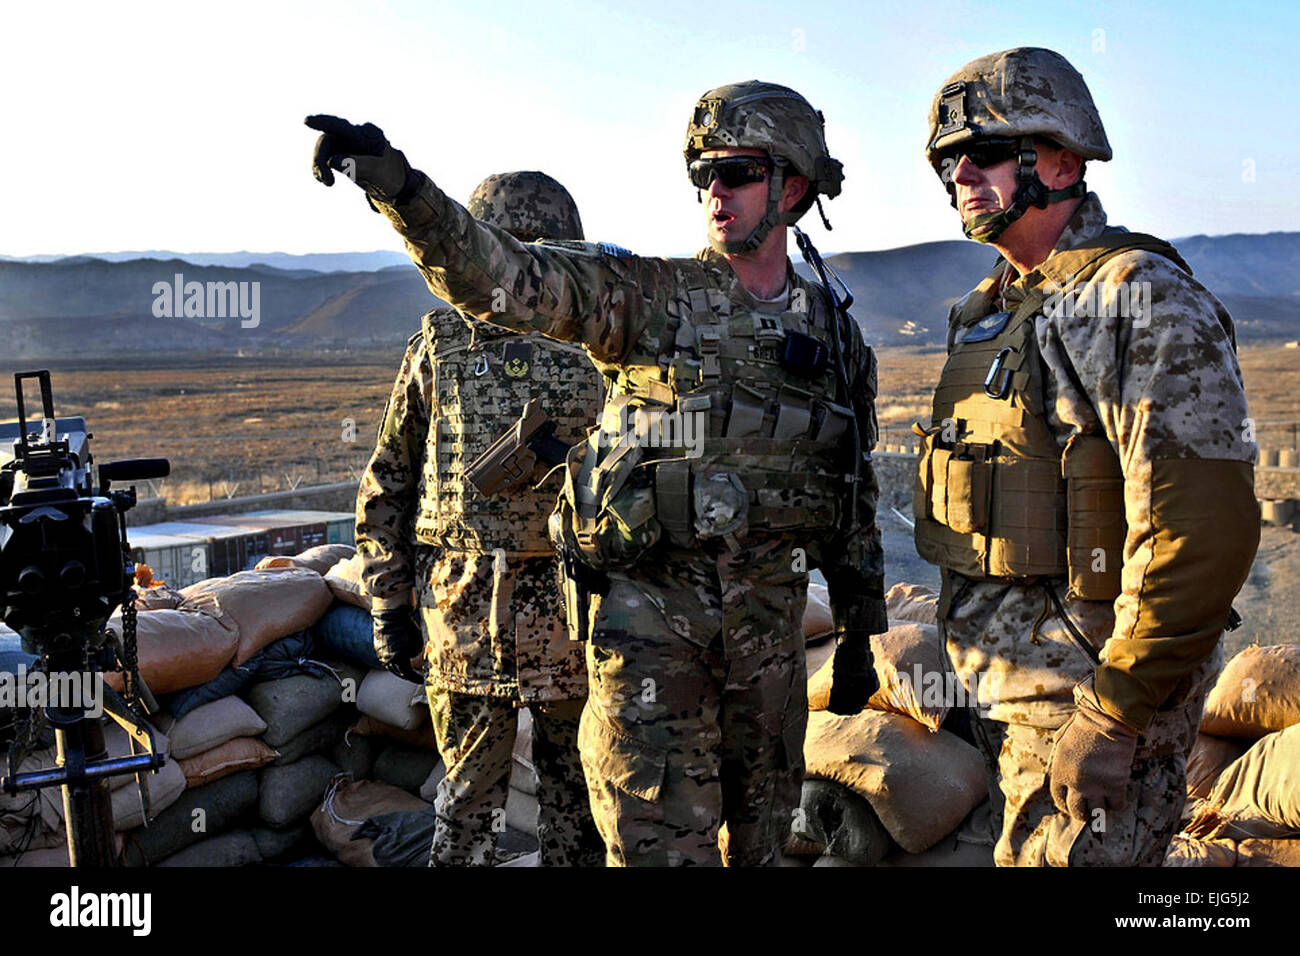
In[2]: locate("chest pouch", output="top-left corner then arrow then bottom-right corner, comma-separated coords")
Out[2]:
781,329 -> 830,378
1062,433 -> 1125,601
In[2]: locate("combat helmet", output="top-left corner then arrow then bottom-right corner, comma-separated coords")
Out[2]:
925,47 -> 1111,243
684,80 -> 844,254
467,171 -> 584,243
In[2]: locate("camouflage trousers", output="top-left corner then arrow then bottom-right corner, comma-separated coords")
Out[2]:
579,581 -> 808,867
966,672 -> 1213,867
424,686 -> 604,867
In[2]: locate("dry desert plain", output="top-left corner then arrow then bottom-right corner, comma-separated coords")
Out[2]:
3,343 -> 1298,655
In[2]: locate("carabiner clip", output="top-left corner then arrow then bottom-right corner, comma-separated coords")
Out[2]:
983,347 -> 1015,399
473,354 -> 490,377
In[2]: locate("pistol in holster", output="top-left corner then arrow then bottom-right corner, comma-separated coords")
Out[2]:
548,510 -> 609,643
465,398 -> 571,497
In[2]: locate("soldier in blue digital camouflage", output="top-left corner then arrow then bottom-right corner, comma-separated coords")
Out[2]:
354,170 -> 605,867
308,81 -> 887,867
915,47 -> 1259,865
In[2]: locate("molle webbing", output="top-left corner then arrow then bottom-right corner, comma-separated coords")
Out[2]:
914,230 -> 1188,595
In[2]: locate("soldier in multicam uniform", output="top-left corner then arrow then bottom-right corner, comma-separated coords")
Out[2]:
354,170 -> 605,867
915,47 -> 1260,865
307,81 -> 888,867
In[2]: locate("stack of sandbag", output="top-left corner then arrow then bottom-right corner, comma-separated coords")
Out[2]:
115,552 -> 364,865
790,581 -> 992,867
345,669 -> 444,800
1166,644 -> 1300,868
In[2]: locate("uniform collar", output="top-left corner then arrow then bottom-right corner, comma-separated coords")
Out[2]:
695,246 -> 798,309
999,192 -> 1109,304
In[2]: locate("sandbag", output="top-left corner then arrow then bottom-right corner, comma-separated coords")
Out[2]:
791,779 -> 893,866
1185,723 -> 1300,840
180,568 -> 333,665
349,715 -> 439,751
134,584 -> 184,612
248,673 -> 346,748
512,709 -> 538,798
332,730 -> 380,781
802,709 -> 987,853
166,630 -> 327,720
874,837 -> 995,868
356,809 -> 438,867
158,830 -> 262,867
1200,644 -> 1300,740
310,776 -> 430,867
108,758 -> 188,831
103,608 -> 238,695
0,845 -> 70,867
274,709 -> 355,765
1186,733 -> 1248,800
1164,834 -> 1237,867
419,760 -> 448,802
179,737 -> 280,787
808,621 -> 952,732
356,670 -> 427,731
374,744 -> 443,796
168,695 -> 268,759
311,604 -> 382,670
802,583 -> 833,643
257,544 -> 356,575
120,771 -> 259,867
1235,838 -> 1300,867
324,554 -> 370,610
251,824 -> 312,862
884,582 -> 939,626
0,748 -> 67,853
507,787 -> 538,837
258,755 -> 341,829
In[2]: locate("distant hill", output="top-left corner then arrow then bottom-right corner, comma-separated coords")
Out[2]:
1,232 -> 1296,357
0,250 -> 412,272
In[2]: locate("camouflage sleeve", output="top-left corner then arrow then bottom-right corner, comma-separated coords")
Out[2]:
821,313 -> 889,636
355,333 -> 432,611
373,173 -> 657,364
1042,252 -> 1260,730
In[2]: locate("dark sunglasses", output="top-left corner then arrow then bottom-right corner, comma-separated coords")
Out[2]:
688,155 -> 772,190
931,137 -> 1022,179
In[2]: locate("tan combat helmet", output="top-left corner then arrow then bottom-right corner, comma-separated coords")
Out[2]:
467,171 -> 584,243
684,80 -> 843,254
925,48 -> 1111,243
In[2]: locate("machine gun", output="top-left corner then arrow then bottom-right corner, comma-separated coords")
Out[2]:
0,370 -> 170,865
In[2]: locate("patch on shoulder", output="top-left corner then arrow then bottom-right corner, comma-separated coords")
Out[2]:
959,310 -> 1012,343
536,239 -> 634,259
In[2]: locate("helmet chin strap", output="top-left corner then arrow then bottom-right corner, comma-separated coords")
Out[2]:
959,136 -> 1087,244
709,159 -> 793,255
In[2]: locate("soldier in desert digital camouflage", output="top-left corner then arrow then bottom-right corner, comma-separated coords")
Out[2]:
308,81 -> 887,867
914,47 -> 1259,865
354,171 -> 605,866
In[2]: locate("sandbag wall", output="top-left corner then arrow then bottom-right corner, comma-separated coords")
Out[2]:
1166,643 -> 1300,867
788,582 -> 996,866
0,545 -> 458,868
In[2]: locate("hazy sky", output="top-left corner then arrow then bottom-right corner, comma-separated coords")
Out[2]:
2,0 -> 1296,258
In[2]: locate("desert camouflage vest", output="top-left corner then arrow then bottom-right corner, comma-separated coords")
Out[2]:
559,257 -> 863,568
416,310 -> 601,555
913,231 -> 1191,600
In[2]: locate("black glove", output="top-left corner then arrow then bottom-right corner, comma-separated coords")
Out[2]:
372,605 -> 424,684
305,114 -> 416,200
827,630 -> 879,715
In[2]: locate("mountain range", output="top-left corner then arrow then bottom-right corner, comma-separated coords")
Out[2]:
2,232 -> 1297,357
